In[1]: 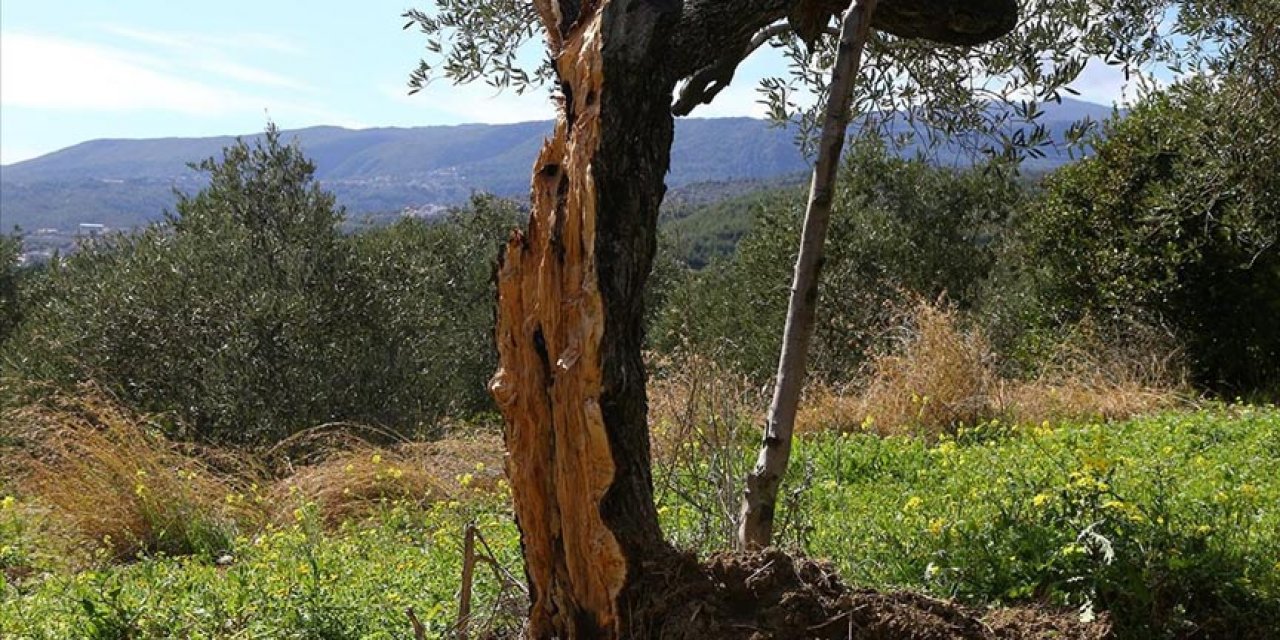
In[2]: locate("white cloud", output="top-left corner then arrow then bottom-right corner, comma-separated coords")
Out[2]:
0,30 -> 358,130
98,25 -> 310,91
200,59 -> 309,91
682,80 -> 772,119
101,25 -> 304,56
1068,61 -> 1171,107
0,32 -> 257,114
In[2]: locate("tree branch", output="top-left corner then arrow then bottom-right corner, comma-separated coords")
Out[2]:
673,22 -> 795,116
669,0 -> 1016,116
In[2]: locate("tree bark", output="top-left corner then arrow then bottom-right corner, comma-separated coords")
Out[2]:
739,0 -> 880,550
489,0 -> 680,637
487,0 -> 1019,633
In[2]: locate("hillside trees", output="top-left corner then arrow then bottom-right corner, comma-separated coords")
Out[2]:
655,139 -> 1023,383
0,235 -> 21,347
1009,75 -> 1280,395
2,128 -> 514,442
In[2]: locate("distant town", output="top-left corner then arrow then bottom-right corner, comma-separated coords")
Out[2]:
13,224 -> 109,266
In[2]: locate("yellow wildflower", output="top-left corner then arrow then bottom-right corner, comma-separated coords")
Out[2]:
1032,493 -> 1052,508
903,496 -> 924,511
927,518 -> 946,535
1,495 -> 15,510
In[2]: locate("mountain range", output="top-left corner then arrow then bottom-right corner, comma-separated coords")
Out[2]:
0,98 -> 1117,231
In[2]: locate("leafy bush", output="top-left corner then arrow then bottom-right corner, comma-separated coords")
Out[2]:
1001,77 -> 1280,395
653,139 -> 1024,383
2,129 -> 518,444
0,234 -> 20,348
344,197 -> 519,427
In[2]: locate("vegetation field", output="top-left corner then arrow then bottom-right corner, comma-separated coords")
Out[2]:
3,406 -> 1276,639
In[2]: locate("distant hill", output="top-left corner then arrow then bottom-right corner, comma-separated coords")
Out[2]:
0,98 -> 1117,231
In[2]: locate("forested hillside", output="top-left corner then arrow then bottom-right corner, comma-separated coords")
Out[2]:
0,99 -> 1112,231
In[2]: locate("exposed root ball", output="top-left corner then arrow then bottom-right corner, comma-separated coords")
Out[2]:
628,549 -> 1109,640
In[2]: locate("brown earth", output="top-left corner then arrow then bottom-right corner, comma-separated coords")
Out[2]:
623,549 -> 1110,640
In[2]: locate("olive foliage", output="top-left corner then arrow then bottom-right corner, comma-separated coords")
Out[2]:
653,139 -> 1024,382
3,128 -> 517,443
1007,74 -> 1280,394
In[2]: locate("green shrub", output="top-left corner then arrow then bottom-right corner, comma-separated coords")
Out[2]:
999,77 -> 1280,395
344,196 -> 519,426
0,235 -> 20,348
654,139 -> 1024,382
2,128 -> 517,444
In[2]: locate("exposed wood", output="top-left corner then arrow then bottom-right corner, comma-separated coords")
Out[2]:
739,0 -> 880,550
489,0 -> 1022,633
490,0 -> 679,637
406,607 -> 426,640
457,523 -> 477,639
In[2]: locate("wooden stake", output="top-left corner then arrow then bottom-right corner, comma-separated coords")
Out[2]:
457,523 -> 477,639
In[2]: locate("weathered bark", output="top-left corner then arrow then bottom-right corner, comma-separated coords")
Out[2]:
739,0 -> 880,550
488,0 -> 680,637
488,0 -> 1022,634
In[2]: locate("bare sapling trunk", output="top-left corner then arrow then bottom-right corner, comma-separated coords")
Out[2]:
739,0 -> 880,550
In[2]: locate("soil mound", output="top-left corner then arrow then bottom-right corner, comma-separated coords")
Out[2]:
635,549 -> 1109,640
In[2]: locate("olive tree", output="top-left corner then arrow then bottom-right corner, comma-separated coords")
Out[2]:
404,0 -> 1231,634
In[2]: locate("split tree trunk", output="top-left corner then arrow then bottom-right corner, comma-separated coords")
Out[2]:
739,0 -> 880,550
488,0 -> 681,637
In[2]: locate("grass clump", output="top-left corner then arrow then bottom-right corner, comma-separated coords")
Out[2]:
268,433 -> 505,527
796,299 -> 1188,437
1,389 -> 259,561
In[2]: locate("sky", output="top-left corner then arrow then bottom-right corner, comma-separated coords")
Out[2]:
0,1 -> 1138,166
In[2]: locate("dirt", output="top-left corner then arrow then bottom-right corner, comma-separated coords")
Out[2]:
628,549 -> 1110,640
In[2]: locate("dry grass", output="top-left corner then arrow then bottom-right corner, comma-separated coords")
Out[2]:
1,387 -> 261,560
0,386 -> 507,560
267,430 -> 504,526
802,300 -> 999,438
1001,319 -> 1190,424
648,355 -> 763,462
648,355 -> 764,547
796,299 -> 1190,437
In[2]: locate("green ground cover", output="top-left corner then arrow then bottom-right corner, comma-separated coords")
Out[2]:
3,407 -> 1277,638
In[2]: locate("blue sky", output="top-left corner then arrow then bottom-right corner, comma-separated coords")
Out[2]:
0,1 -> 1138,166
